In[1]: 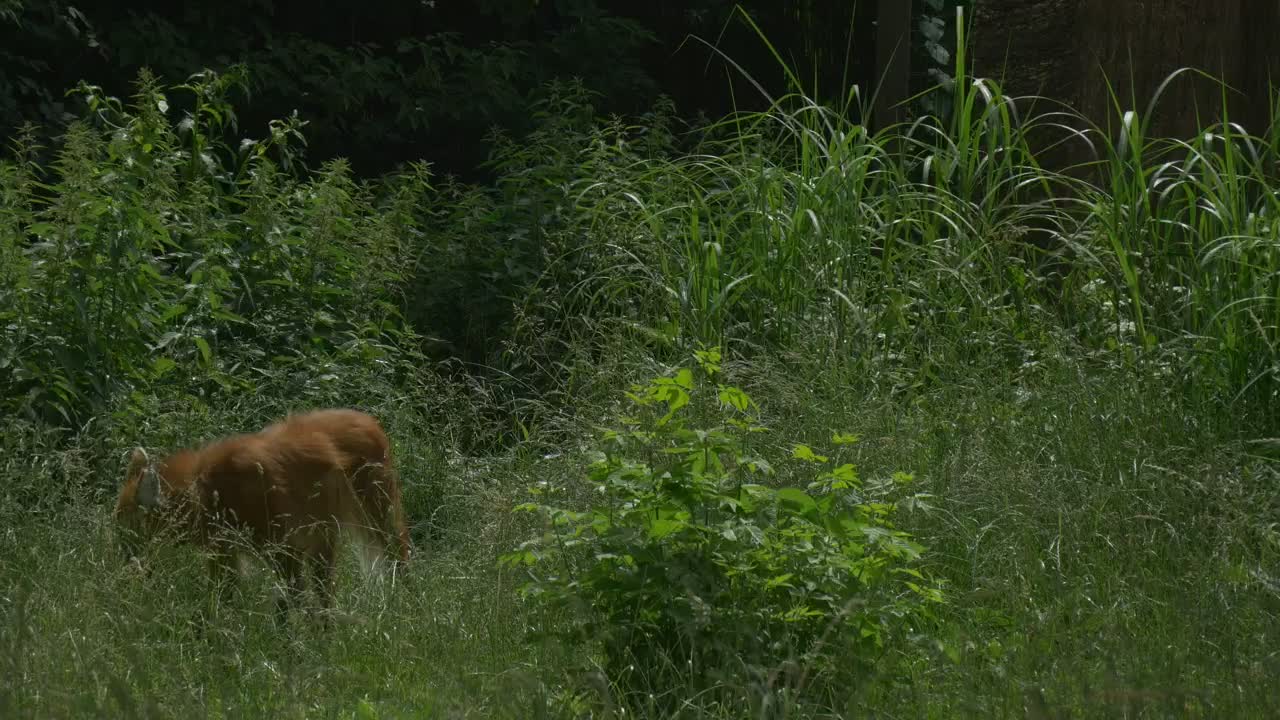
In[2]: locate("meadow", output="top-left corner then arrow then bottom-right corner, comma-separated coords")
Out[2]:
1,53 -> 1278,718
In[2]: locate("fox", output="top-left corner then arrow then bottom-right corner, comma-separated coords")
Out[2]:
114,408 -> 411,623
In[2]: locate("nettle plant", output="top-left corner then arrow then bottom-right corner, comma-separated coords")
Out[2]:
503,350 -> 944,703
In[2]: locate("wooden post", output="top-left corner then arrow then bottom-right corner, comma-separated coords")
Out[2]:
874,0 -> 913,131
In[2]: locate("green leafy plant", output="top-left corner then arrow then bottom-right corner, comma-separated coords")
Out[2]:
0,69 -> 420,428
502,348 -> 944,708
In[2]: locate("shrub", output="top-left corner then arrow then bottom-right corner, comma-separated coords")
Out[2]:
502,348 -> 944,710
0,69 -> 420,429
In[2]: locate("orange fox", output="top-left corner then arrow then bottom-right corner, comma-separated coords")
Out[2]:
115,408 -> 410,622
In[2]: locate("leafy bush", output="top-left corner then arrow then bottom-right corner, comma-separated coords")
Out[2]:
0,69 -> 419,429
502,349 -> 944,709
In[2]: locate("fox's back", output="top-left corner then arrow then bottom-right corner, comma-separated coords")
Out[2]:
262,409 -> 392,475
192,410 -> 394,534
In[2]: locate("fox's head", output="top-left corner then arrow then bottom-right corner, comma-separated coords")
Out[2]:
114,447 -> 183,564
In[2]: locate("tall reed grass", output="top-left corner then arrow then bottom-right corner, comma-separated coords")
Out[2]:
522,8 -> 1279,432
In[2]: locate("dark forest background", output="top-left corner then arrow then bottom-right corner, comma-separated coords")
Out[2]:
1,1 -> 898,179
7,0 -> 1275,185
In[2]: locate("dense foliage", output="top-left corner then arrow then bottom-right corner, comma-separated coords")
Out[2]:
504,349 -> 943,709
1,1 -> 906,178
0,69 -> 418,428
1,7 -> 1277,718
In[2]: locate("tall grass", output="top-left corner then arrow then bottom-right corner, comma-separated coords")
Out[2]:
512,9 -> 1280,432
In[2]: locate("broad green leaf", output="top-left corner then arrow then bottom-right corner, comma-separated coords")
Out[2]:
647,518 -> 685,540
777,487 -> 818,521
194,336 -> 212,365
673,367 -> 694,390
151,357 -> 176,377
782,605 -> 824,622
765,573 -> 794,589
792,444 -> 828,463
718,384 -> 753,411
694,348 -> 721,375
824,463 -> 859,488
837,515 -> 868,537
158,303 -> 189,322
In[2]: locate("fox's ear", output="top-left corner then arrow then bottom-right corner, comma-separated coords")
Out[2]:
126,447 -> 149,482
126,447 -> 164,509
137,464 -> 162,509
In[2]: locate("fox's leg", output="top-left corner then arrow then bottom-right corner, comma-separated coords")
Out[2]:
283,529 -> 336,630
196,542 -> 238,635
361,464 -> 411,570
271,546 -> 307,626
309,532 -> 338,611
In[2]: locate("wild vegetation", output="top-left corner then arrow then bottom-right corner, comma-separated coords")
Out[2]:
2,10 -> 1279,718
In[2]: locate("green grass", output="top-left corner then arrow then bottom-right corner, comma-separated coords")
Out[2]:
2,353 -> 1276,718
0,404 -> 561,719
0,515 -> 529,717
789,357 -> 1278,717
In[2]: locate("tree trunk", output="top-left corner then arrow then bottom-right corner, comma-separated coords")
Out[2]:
874,0 -> 913,130
969,0 -> 1081,107
971,0 -> 1280,168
